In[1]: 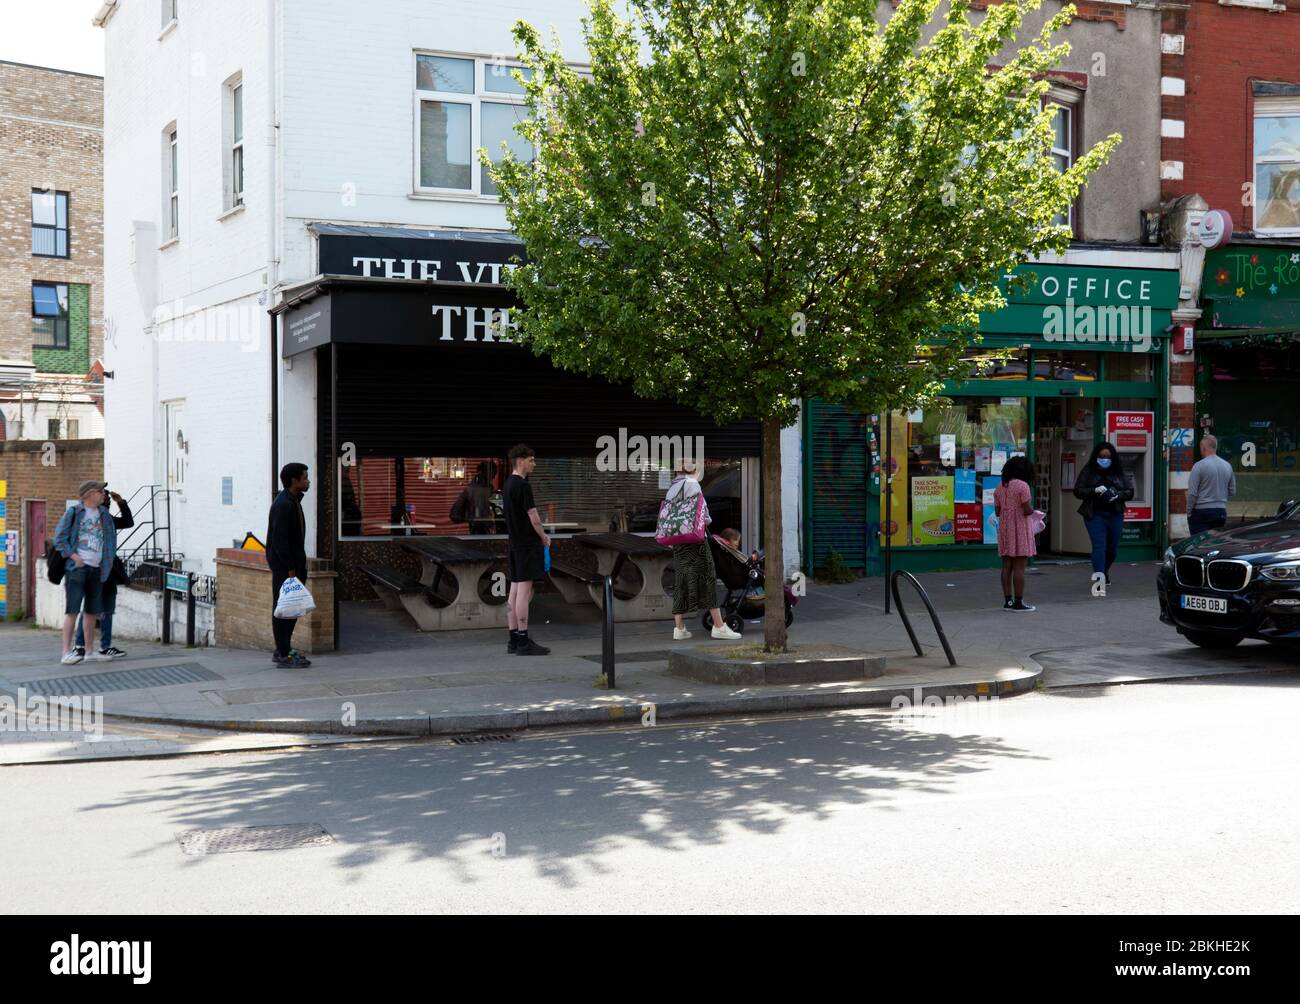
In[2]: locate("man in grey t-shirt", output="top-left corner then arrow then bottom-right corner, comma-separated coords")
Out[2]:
1187,435 -> 1236,535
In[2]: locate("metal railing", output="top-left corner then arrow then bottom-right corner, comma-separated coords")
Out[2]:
889,570 -> 957,668
115,484 -> 178,566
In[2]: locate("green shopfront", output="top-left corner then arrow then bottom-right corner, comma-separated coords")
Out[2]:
1195,242 -> 1300,520
804,258 -> 1181,576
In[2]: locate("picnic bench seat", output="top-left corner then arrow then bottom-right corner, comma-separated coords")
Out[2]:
548,555 -> 607,605
393,537 -> 509,631
363,564 -> 425,611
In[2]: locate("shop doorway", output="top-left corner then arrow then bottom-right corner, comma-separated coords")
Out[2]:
24,499 -> 46,617
1033,396 -> 1096,555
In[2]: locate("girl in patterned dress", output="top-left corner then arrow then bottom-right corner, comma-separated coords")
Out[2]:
994,455 -> 1038,612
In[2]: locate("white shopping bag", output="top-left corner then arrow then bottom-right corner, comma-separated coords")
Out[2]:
273,576 -> 316,619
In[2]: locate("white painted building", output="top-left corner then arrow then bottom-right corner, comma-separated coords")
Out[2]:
96,0 -> 805,591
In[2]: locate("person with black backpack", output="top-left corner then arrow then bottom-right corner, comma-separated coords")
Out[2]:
73,488 -> 134,660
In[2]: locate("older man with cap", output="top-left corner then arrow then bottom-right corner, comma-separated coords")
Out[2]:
51,480 -> 121,665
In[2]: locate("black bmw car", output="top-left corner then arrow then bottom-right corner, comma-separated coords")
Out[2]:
1158,499 -> 1300,650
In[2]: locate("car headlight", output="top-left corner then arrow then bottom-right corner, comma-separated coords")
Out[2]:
1261,562 -> 1300,581
1163,547 -> 1175,568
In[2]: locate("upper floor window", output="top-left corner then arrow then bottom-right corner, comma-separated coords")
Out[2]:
415,53 -> 535,197
161,0 -> 177,30
1046,91 -> 1078,233
1255,98 -> 1300,235
165,125 -> 179,240
225,76 -> 245,210
32,282 -> 70,349
32,189 -> 69,257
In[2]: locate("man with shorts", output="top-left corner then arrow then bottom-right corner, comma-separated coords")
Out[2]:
52,480 -> 118,665
504,444 -> 550,656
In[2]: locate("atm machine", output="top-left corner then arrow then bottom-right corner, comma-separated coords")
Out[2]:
1105,411 -> 1155,522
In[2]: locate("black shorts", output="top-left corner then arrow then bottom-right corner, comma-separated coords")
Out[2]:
508,544 -> 546,583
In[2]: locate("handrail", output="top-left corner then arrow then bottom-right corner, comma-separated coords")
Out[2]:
889,570 -> 957,667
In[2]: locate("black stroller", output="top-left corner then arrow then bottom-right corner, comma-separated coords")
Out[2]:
701,534 -> 796,635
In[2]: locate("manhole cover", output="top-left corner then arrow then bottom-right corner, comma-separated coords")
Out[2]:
176,823 -> 334,856
450,734 -> 518,745
20,663 -> 221,696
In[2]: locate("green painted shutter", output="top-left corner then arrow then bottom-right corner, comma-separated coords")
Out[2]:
807,399 -> 878,575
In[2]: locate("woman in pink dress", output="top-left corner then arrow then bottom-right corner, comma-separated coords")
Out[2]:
994,455 -> 1037,612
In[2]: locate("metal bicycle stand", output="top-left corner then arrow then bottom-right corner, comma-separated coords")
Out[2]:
889,570 -> 957,667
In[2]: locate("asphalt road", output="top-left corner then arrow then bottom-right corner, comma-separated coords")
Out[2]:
6,670 -> 1300,914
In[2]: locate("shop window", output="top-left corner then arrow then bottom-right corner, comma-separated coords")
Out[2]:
340,455 -> 747,539
31,189 -> 69,257
415,53 -> 535,197
1254,98 -> 1300,234
32,282 -> 69,349
1103,353 -> 1154,383
882,398 -> 1029,548
1202,344 -> 1300,520
961,346 -> 1028,380
1033,350 -> 1098,381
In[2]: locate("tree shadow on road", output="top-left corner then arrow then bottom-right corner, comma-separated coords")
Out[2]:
77,712 -> 1044,889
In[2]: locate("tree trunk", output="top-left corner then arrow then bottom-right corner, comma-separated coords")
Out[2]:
761,415 -> 787,653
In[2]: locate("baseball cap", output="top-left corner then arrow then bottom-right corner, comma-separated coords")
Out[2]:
78,480 -> 107,497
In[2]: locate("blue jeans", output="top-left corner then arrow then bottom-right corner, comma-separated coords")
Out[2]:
1084,512 -> 1125,575
75,582 -> 116,650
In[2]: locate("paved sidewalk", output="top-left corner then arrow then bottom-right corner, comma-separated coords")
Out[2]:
1,561 -> 1292,739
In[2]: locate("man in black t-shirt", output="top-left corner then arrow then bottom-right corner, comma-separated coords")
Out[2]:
504,443 -> 550,655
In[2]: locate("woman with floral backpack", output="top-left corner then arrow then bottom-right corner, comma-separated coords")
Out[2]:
658,458 -> 741,642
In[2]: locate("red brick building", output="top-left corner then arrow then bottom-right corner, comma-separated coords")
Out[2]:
1159,1 -> 1300,532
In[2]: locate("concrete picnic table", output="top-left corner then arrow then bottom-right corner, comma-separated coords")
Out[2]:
397,536 -> 508,631
573,531 -> 673,621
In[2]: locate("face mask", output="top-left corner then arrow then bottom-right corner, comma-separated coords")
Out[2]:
1097,458 -> 1112,469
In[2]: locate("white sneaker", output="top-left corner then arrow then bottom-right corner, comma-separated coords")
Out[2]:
61,650 -> 83,665
711,625 -> 742,641
673,627 -> 692,641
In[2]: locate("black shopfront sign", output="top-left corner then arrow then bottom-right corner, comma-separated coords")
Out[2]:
317,231 -> 526,285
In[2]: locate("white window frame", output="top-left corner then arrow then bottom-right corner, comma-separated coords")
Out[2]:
160,0 -> 177,33
1046,88 -> 1079,233
224,74 -> 245,211
413,52 -> 534,199
1253,97 -> 1300,237
164,124 -> 179,242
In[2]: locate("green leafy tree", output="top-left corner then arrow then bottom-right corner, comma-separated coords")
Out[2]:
490,0 -> 1118,651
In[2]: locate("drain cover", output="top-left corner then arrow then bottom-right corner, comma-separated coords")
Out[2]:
176,823 -> 334,856
450,734 -> 518,745
20,663 -> 221,696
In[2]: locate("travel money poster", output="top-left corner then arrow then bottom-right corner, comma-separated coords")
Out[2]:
911,476 -> 954,545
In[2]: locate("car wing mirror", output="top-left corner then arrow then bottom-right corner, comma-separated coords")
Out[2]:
1279,499 -> 1299,518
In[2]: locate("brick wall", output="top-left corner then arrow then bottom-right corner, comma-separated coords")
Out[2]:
0,438 -> 104,617
0,61 -> 103,372
1162,1 -> 1300,228
214,548 -> 336,653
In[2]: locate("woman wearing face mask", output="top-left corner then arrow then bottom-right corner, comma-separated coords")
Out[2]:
1072,442 -> 1133,594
